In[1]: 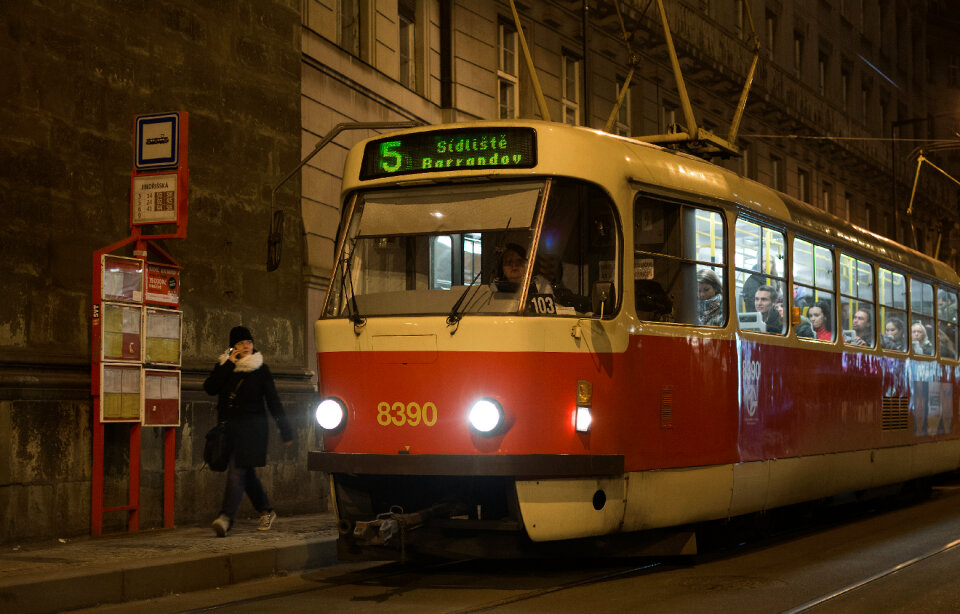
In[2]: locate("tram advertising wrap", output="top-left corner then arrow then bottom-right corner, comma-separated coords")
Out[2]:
310,120 -> 960,561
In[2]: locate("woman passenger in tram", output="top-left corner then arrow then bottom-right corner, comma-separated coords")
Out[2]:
912,322 -> 934,355
881,317 -> 906,351
807,301 -> 833,341
697,269 -> 724,326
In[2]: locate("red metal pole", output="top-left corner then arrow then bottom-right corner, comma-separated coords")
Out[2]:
128,423 -> 141,532
164,427 -> 176,527
91,400 -> 104,536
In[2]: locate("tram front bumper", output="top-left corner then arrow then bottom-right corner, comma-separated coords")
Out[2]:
307,452 -> 624,477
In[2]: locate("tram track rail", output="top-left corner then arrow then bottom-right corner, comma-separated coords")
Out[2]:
780,536 -> 960,613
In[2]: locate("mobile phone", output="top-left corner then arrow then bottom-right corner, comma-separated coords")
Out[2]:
227,347 -> 234,355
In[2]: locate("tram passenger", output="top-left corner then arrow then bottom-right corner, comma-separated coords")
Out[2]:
939,292 -> 957,322
754,285 -> 782,334
850,308 -> 874,347
938,325 -> 957,359
697,269 -> 724,326
880,317 -> 906,351
911,322 -> 934,356
807,302 -> 833,341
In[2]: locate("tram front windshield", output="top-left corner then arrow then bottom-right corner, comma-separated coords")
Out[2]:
323,178 -> 619,319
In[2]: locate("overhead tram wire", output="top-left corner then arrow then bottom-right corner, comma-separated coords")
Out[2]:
741,134 -> 960,144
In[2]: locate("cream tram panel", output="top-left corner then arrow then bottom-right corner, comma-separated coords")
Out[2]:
514,477 -> 626,542
316,315 -> 630,355
620,465 -> 733,532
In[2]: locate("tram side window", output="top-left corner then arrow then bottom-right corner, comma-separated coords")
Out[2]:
793,237 -> 835,341
938,288 -> 958,359
839,254 -> 875,347
735,219 -> 786,334
878,268 -> 908,352
633,198 -> 726,325
910,279 -> 935,356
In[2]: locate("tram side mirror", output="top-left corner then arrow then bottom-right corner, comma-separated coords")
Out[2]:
591,281 -> 614,318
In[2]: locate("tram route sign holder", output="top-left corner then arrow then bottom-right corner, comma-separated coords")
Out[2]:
90,111 -> 188,537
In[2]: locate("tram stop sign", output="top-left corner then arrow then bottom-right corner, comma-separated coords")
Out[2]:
135,112 -> 180,171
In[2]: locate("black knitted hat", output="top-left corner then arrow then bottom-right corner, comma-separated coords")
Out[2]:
229,326 -> 253,347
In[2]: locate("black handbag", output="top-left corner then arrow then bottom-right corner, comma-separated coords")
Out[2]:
204,378 -> 242,471
203,421 -> 230,471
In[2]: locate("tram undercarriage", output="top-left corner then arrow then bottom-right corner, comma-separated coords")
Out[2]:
324,470 -> 696,561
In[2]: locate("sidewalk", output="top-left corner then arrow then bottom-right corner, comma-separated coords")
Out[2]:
0,512 -> 340,613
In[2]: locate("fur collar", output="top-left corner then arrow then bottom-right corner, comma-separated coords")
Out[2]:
218,350 -> 263,372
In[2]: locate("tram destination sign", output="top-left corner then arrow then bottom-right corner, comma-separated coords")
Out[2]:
360,127 -> 537,180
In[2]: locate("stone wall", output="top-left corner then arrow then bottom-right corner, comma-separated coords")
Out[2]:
0,0 -> 324,543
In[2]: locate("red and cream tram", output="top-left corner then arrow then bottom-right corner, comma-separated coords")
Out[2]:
308,120 -> 960,560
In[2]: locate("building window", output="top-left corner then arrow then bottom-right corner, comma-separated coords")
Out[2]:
498,21 -> 519,119
841,68 -> 849,109
765,12 -> 776,59
663,102 -> 678,133
740,141 -> 752,178
793,32 -> 804,79
771,155 -> 783,191
798,168 -> 810,203
736,0 -> 745,39
614,76 -> 631,136
818,57 -> 825,95
843,192 -> 852,221
562,53 -> 581,125
340,0 -> 361,56
862,85 -> 870,125
398,0 -> 416,89
949,56 -> 960,87
821,182 -> 832,213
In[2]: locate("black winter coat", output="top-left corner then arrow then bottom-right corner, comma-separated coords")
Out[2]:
203,351 -> 294,467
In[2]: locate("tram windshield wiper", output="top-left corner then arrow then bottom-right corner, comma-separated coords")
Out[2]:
341,252 -> 365,327
446,270 -> 484,328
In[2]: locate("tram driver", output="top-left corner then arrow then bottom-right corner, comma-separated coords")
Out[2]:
495,243 -> 554,295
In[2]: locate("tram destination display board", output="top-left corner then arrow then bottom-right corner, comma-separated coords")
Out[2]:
360,127 -> 537,179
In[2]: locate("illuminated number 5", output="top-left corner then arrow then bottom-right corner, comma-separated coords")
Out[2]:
380,141 -> 402,173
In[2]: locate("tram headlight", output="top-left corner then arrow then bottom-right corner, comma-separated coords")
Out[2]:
468,398 -> 503,435
575,406 -> 592,432
315,397 -> 347,432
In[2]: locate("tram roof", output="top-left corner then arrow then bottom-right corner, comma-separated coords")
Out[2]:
342,120 -> 958,286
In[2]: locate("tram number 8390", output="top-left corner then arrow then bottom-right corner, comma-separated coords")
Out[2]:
377,401 -> 438,427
